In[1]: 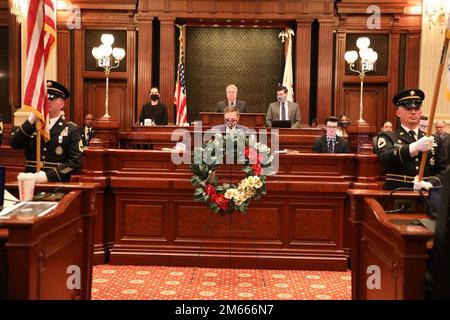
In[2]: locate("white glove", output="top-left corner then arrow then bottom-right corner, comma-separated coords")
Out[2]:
409,136 -> 434,156
413,176 -> 433,191
34,171 -> 48,183
27,112 -> 37,124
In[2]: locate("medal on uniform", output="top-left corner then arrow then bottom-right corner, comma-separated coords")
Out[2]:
55,146 -> 63,155
58,135 -> 63,143
430,157 -> 435,165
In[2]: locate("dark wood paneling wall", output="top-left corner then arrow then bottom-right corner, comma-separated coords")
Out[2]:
1,0 -> 421,133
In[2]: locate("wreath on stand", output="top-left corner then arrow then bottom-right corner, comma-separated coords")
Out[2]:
190,129 -> 274,215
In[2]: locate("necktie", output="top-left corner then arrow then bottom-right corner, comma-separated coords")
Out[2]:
230,101 -> 234,107
281,102 -> 286,120
409,130 -> 416,141
327,138 -> 335,153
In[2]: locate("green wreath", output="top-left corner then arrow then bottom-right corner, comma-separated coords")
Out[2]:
190,129 -> 273,215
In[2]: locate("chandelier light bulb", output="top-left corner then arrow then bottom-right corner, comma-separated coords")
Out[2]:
356,37 -> 370,50
344,50 -> 358,64
112,48 -> 126,61
101,33 -> 115,46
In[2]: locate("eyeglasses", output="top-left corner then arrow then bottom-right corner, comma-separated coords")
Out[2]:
326,126 -> 338,129
225,118 -> 238,122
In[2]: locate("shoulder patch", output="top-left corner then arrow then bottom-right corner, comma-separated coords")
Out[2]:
377,137 -> 386,149
79,139 -> 84,152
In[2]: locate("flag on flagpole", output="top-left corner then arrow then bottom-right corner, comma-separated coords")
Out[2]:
23,0 -> 56,142
175,27 -> 188,126
282,28 -> 294,102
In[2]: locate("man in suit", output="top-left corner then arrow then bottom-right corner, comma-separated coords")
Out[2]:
376,88 -> 447,190
9,80 -> 83,183
419,115 -> 429,132
81,113 -> 95,147
210,106 -> 249,134
312,116 -> 349,154
265,85 -> 300,128
215,84 -> 248,113
435,120 -> 450,164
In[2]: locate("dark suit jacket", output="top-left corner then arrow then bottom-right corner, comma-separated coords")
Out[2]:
215,100 -> 248,113
81,126 -> 95,147
265,101 -> 300,128
312,135 -> 349,154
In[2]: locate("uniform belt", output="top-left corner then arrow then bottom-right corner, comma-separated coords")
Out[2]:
385,174 -> 433,183
25,160 -> 62,168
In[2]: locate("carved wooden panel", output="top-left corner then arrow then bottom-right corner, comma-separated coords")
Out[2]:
124,203 -> 166,238
342,84 -> 388,130
83,80 -> 127,128
38,230 -> 83,299
291,206 -> 337,243
361,236 -> 397,300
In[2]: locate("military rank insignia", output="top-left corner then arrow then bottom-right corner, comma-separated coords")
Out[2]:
377,137 -> 386,149
55,146 -> 64,155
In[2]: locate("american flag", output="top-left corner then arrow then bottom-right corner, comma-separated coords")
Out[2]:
175,39 -> 187,126
23,0 -> 56,141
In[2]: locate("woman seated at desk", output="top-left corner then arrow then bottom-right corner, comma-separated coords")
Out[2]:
139,87 -> 168,125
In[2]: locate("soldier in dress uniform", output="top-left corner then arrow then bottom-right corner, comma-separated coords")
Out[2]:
376,88 -> 448,190
9,80 -> 83,182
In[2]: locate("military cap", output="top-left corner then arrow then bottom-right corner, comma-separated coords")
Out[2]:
47,80 -> 70,99
392,88 -> 424,108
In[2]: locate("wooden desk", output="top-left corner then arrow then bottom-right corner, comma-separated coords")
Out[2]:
0,182 -> 100,300
348,189 -> 433,300
199,112 -> 266,127
76,149 -> 383,270
119,126 -> 326,153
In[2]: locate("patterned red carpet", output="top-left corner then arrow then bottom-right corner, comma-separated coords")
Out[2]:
92,265 -> 351,300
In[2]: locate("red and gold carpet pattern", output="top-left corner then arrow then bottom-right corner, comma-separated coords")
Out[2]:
92,265 -> 351,300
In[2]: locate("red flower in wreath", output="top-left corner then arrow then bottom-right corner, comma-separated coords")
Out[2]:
245,147 -> 259,164
252,164 -> 261,176
205,184 -> 216,196
214,194 -> 230,210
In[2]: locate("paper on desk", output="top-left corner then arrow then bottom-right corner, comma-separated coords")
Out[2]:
3,190 -> 19,208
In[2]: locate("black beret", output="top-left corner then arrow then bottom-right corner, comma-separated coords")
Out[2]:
392,88 -> 424,108
47,80 -> 70,99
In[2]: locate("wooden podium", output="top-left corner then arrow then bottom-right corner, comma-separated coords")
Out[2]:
199,112 -> 266,127
0,182 -> 100,300
348,189 -> 434,300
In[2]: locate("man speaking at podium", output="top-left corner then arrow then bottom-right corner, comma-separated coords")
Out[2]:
215,84 -> 248,113
9,81 -> 83,183
376,89 -> 447,190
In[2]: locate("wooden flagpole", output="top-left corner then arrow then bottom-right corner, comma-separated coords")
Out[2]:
418,18 -> 450,181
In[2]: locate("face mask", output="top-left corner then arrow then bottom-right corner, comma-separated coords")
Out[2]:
340,121 -> 350,128
150,94 -> 159,101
